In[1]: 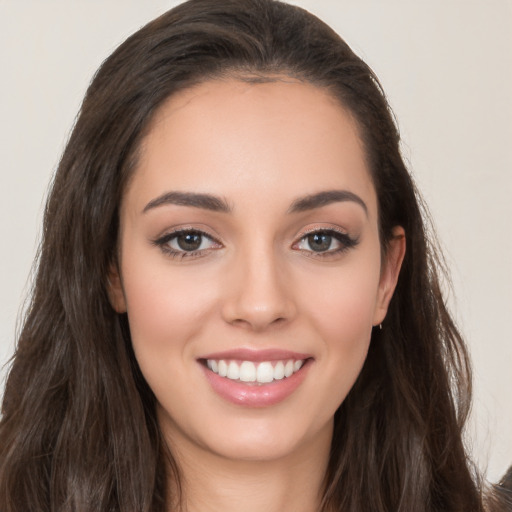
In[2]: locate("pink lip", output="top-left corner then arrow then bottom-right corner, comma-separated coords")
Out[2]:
199,351 -> 312,408
200,348 -> 312,362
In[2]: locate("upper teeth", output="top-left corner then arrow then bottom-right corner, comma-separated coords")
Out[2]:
206,359 -> 304,384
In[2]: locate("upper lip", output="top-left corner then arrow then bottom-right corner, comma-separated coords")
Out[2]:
199,348 -> 312,362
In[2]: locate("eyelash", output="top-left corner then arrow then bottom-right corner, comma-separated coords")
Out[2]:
152,229 -> 221,260
152,227 -> 359,260
293,228 -> 359,258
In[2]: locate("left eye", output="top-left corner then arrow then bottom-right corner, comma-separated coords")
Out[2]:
169,231 -> 210,251
295,230 -> 355,253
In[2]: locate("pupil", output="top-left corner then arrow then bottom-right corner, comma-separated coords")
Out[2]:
177,233 -> 202,251
308,233 -> 331,252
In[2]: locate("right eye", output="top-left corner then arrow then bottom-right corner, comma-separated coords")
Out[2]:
153,229 -> 222,259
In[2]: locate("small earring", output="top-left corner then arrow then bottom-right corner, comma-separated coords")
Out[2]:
379,323 -> 383,330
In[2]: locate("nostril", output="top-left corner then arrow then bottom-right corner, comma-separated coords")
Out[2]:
220,266 -> 297,330
228,315 -> 288,331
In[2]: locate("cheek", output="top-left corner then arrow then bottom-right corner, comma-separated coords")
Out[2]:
315,284 -> 374,372
297,252 -> 381,394
119,249 -> 219,372
303,256 -> 381,339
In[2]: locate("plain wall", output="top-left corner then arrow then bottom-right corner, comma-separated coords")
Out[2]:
0,0 -> 510,482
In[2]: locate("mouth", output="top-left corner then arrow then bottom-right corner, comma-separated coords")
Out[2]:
202,358 -> 305,385
198,349 -> 313,407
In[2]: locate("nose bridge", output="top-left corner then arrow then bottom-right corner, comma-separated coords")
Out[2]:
221,236 -> 295,330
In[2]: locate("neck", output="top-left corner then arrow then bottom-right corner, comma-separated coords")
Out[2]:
165,422 -> 332,512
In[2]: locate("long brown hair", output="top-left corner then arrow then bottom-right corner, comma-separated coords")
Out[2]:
0,1 -> 507,511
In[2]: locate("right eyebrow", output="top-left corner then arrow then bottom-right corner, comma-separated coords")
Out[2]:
142,191 -> 231,214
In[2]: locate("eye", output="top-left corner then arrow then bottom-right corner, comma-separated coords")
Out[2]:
169,231 -> 210,252
153,229 -> 221,258
301,232 -> 335,252
293,229 -> 358,256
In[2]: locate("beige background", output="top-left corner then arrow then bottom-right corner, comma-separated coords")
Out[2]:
0,0 -> 510,481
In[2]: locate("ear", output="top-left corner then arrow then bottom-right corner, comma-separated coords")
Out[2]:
373,226 -> 406,326
107,263 -> 127,313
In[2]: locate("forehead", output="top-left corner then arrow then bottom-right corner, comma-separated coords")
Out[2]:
126,78 -> 376,217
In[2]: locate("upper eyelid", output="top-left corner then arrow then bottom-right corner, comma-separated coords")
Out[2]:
152,225 -> 356,248
296,226 -> 350,237
292,226 -> 359,251
292,225 -> 354,245
152,228 -> 222,259
155,226 -> 221,243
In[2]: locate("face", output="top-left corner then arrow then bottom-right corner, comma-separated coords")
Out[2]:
110,78 -> 404,464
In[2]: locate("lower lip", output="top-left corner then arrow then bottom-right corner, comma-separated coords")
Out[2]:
201,360 -> 311,407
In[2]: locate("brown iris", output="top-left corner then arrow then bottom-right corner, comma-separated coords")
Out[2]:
176,232 -> 203,251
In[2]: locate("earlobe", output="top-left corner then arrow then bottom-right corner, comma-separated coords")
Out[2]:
107,263 -> 127,313
373,226 -> 406,326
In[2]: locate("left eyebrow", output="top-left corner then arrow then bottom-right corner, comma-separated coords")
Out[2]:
142,191 -> 231,214
287,190 -> 368,216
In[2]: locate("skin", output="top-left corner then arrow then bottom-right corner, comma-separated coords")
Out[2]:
109,78 -> 405,512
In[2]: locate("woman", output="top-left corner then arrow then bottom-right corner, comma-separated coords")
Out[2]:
0,0 -> 509,510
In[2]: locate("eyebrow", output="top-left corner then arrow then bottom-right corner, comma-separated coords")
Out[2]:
288,190 -> 368,215
142,188 -> 367,215
143,191 -> 231,213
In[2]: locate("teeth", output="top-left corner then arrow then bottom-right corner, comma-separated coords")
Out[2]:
256,362 -> 274,383
218,360 -> 228,377
274,361 -> 285,380
206,358 -> 306,384
239,361 -> 256,382
227,361 -> 240,380
284,360 -> 294,377
207,359 -> 218,373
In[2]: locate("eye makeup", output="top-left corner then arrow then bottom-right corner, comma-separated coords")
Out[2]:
151,228 -> 223,260
151,224 -> 359,261
292,227 -> 359,259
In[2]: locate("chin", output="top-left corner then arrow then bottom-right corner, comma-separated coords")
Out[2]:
159,402 -> 334,466
209,426 -> 304,462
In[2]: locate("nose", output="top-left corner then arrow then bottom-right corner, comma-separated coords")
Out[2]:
221,245 -> 296,332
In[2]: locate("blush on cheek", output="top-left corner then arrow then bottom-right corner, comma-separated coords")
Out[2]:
123,267 -> 219,357
312,278 -> 378,328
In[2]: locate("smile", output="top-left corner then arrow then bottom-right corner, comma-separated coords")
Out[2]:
206,359 -> 305,384
200,350 -> 312,407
